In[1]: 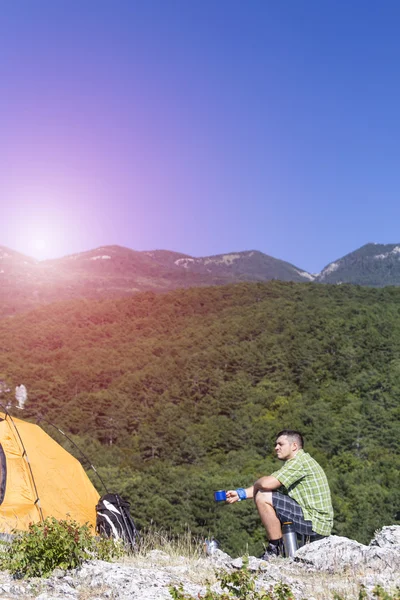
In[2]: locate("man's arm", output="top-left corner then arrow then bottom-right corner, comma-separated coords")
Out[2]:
253,476 -> 281,495
226,476 -> 281,503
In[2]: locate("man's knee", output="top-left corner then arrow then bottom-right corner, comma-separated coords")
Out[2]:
255,491 -> 274,507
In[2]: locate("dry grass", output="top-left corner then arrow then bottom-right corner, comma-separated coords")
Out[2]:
135,524 -> 206,560
117,525 -> 217,585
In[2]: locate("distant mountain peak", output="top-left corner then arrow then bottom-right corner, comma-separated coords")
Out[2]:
315,242 -> 400,286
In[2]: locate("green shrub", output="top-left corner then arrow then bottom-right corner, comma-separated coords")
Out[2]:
0,517 -> 124,578
333,586 -> 400,600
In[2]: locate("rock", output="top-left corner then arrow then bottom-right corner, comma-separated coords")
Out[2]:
370,526 -> 400,549
0,528 -> 399,598
52,568 -> 66,579
295,531 -> 400,574
207,548 -> 232,567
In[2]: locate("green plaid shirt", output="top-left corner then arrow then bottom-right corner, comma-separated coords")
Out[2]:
271,450 -> 333,536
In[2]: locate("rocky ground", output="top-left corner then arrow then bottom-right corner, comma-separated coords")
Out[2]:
0,527 -> 399,600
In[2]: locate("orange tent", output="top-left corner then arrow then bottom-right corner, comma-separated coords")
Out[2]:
0,412 -> 100,533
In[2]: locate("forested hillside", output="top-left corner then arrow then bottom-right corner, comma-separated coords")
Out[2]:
0,281 -> 399,556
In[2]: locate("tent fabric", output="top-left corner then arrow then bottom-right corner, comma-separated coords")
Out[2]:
0,412 -> 100,533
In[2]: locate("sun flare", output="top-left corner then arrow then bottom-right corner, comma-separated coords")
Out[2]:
9,183 -> 85,260
33,239 -> 47,252
14,219 -> 63,261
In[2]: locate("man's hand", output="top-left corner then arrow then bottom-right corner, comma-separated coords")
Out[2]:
226,490 -> 239,503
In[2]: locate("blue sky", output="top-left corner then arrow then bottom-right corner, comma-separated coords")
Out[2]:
2,1 -> 400,273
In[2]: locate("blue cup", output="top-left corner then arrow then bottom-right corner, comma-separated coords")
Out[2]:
214,490 -> 227,502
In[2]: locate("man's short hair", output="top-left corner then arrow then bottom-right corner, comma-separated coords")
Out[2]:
276,430 -> 304,449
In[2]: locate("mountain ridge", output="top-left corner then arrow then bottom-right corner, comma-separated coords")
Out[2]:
0,244 -> 312,318
3,241 -> 400,318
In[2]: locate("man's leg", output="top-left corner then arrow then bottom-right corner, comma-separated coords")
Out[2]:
254,491 -> 282,540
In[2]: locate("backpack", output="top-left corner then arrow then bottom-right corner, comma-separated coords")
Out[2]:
96,493 -> 139,549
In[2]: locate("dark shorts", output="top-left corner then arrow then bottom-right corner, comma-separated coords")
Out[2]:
272,492 -> 315,535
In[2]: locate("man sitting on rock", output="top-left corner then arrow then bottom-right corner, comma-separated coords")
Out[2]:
226,429 -> 333,559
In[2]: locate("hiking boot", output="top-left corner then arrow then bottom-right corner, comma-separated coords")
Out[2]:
259,542 -> 283,560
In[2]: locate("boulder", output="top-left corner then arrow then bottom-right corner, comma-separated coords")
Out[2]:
370,526 -> 400,549
295,528 -> 400,574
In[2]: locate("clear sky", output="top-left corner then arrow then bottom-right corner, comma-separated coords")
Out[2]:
2,1 -> 400,273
